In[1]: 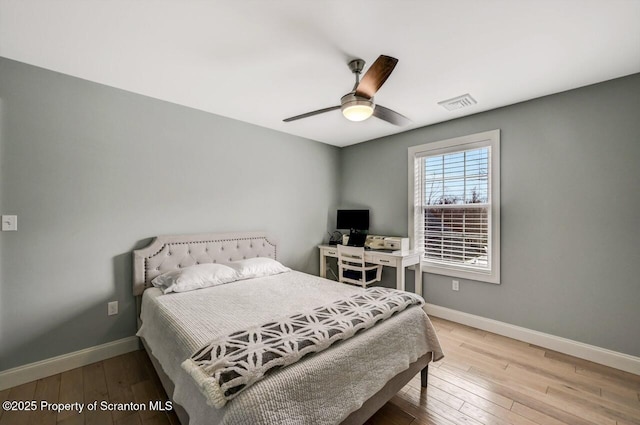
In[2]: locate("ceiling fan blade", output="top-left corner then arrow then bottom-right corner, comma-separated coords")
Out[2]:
355,55 -> 398,99
283,105 -> 341,122
373,105 -> 411,126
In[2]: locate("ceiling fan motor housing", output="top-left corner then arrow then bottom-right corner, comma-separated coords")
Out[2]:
340,93 -> 374,122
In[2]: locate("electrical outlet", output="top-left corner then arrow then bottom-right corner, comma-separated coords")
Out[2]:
452,280 -> 459,291
108,301 -> 118,316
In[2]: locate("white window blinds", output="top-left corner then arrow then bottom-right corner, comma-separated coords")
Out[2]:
419,147 -> 490,268
409,130 -> 500,284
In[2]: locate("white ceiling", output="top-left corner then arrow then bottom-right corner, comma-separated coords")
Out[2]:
1,0 -> 639,147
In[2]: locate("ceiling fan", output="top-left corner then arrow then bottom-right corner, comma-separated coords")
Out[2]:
283,55 -> 410,126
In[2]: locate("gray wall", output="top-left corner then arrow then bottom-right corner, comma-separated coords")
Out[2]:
341,73 -> 640,357
0,58 -> 340,370
1,55 -> 638,371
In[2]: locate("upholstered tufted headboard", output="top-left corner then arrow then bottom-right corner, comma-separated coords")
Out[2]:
132,231 -> 277,296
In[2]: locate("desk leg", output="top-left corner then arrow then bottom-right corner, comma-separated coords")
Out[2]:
415,263 -> 423,297
319,252 -> 327,278
396,266 -> 406,292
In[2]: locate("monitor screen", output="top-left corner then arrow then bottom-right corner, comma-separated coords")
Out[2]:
336,209 -> 369,231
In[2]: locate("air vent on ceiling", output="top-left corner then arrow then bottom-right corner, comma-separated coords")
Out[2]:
438,93 -> 477,111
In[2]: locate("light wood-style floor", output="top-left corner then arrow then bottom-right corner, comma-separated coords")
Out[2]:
2,316 -> 639,425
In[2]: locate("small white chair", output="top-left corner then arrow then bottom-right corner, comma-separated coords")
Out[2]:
337,245 -> 383,288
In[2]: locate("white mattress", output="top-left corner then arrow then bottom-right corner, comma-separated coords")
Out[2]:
137,271 -> 443,425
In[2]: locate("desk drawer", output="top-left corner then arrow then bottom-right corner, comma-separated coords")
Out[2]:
367,255 -> 396,266
323,248 -> 338,257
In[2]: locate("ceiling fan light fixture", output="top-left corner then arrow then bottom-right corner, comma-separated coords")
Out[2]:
342,104 -> 374,121
341,94 -> 374,122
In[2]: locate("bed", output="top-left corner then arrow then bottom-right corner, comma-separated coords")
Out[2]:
133,231 -> 443,425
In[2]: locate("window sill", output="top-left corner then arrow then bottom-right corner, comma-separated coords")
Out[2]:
421,261 -> 500,284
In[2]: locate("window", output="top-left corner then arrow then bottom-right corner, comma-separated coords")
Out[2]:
408,130 -> 500,284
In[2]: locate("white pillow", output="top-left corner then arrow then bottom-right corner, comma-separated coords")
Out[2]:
227,257 -> 291,280
152,263 -> 238,294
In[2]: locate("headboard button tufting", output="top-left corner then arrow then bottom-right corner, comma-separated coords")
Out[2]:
133,232 -> 277,297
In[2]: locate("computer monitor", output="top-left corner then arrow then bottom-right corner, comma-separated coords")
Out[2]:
336,209 -> 369,231
337,210 -> 369,246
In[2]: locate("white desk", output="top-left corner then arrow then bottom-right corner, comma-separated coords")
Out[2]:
318,244 -> 423,296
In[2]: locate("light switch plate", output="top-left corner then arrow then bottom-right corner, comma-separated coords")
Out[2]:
2,215 -> 17,231
108,301 -> 118,316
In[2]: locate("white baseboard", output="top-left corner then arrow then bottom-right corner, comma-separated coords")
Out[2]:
425,303 -> 640,376
0,336 -> 140,391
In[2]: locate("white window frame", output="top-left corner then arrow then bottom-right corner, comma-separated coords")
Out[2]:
408,129 -> 500,284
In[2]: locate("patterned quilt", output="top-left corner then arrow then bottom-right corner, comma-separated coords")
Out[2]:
181,287 -> 424,408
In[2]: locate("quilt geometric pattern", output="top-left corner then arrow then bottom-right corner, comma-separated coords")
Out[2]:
182,287 -> 424,407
